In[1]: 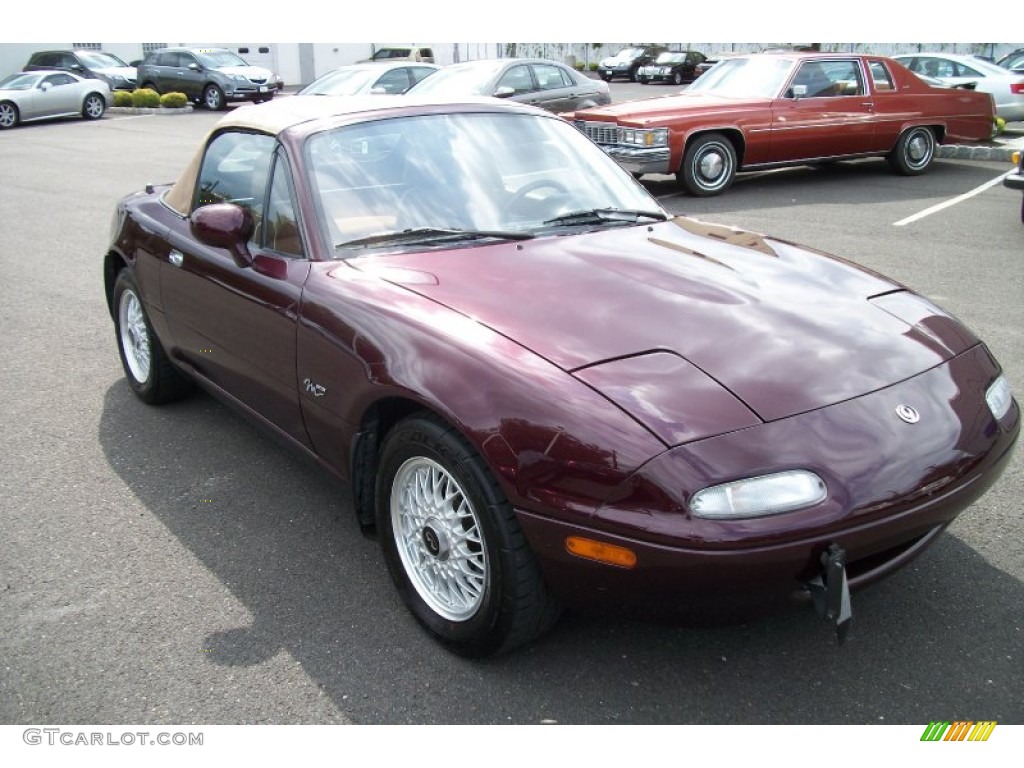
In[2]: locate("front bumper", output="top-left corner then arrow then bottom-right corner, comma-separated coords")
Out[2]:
603,145 -> 672,175
514,344 -> 1019,619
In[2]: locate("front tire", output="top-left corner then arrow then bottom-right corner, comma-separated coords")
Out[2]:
0,101 -> 19,129
672,70 -> 684,86
82,93 -> 106,120
112,270 -> 192,404
376,414 -> 560,657
888,126 -> 936,176
203,84 -> 226,111
678,132 -> 737,196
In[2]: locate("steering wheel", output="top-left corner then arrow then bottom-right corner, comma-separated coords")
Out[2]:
503,179 -> 571,215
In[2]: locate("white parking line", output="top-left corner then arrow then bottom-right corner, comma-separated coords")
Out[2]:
893,170 -> 1014,227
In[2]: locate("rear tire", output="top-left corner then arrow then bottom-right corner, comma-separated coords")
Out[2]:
376,414 -> 560,657
887,126 -> 936,175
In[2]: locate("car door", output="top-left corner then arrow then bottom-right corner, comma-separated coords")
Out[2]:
770,58 -> 879,162
528,63 -> 578,112
494,64 -> 538,105
36,72 -> 81,118
158,130 -> 313,445
169,51 -> 206,99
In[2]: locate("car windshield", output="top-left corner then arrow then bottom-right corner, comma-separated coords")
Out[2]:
308,112 -> 664,255
372,49 -> 411,60
301,68 -> 381,95
0,73 -> 43,90
655,53 -> 686,64
196,50 -> 249,68
612,48 -> 643,60
406,61 -> 505,96
78,51 -> 129,68
688,56 -> 795,98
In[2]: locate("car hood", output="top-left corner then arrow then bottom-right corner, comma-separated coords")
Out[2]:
348,218 -> 978,424
214,65 -> 274,80
95,66 -> 136,79
572,91 -> 765,122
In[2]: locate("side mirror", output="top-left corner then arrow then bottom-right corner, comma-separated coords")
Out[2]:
188,62 -> 201,72
190,203 -> 254,267
789,84 -> 807,99
40,82 -> 52,92
493,86 -> 515,98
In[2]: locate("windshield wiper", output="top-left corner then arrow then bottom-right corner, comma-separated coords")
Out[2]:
336,227 -> 535,250
542,208 -> 669,227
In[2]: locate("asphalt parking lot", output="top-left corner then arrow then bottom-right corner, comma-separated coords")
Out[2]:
0,94 -> 1021,726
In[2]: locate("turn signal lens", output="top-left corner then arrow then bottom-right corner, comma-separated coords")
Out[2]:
690,470 -> 827,519
986,375 -> 1013,421
565,537 -> 637,568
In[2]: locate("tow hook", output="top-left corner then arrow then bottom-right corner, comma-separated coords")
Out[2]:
808,543 -> 852,644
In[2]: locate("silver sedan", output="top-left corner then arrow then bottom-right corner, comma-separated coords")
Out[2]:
0,71 -> 111,129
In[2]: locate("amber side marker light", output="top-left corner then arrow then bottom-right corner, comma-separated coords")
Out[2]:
565,537 -> 638,568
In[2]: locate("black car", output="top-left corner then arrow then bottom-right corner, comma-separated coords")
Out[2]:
136,47 -> 279,110
637,51 -> 707,85
597,46 -> 668,82
24,49 -> 136,91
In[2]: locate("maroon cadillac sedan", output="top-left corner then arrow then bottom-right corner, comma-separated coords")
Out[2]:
104,95 -> 1018,656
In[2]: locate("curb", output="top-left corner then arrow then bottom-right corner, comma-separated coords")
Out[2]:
938,143 -> 1019,162
108,106 -> 194,116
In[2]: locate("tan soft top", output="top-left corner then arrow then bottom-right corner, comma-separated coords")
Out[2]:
163,95 -> 411,214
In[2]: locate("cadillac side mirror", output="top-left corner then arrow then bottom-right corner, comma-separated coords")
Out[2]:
190,203 -> 254,267
493,86 -> 515,98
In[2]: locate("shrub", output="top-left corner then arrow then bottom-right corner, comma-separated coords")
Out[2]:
574,62 -> 585,71
588,63 -> 599,71
160,92 -> 188,109
112,90 -> 133,107
131,88 -> 161,108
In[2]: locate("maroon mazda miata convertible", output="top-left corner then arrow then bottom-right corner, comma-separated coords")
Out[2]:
104,95 -> 1018,656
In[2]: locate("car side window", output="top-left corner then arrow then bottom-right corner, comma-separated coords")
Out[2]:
43,73 -> 74,87
373,67 -> 412,94
868,61 -> 895,91
496,65 -> 535,95
194,131 -> 276,243
409,67 -> 434,85
792,59 -> 864,97
532,64 -> 569,91
954,61 -> 984,78
262,154 -> 304,257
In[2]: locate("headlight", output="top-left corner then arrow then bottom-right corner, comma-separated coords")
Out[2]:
620,128 -> 669,147
986,374 -> 1013,421
689,470 -> 827,519
233,75 -> 248,83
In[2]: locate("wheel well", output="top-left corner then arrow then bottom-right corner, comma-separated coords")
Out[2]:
104,251 -> 127,319
682,129 -> 746,168
350,397 -> 447,529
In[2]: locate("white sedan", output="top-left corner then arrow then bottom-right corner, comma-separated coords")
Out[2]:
0,70 -> 111,130
893,53 -> 1024,122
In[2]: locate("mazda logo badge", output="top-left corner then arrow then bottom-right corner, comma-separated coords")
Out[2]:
895,404 -> 920,424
